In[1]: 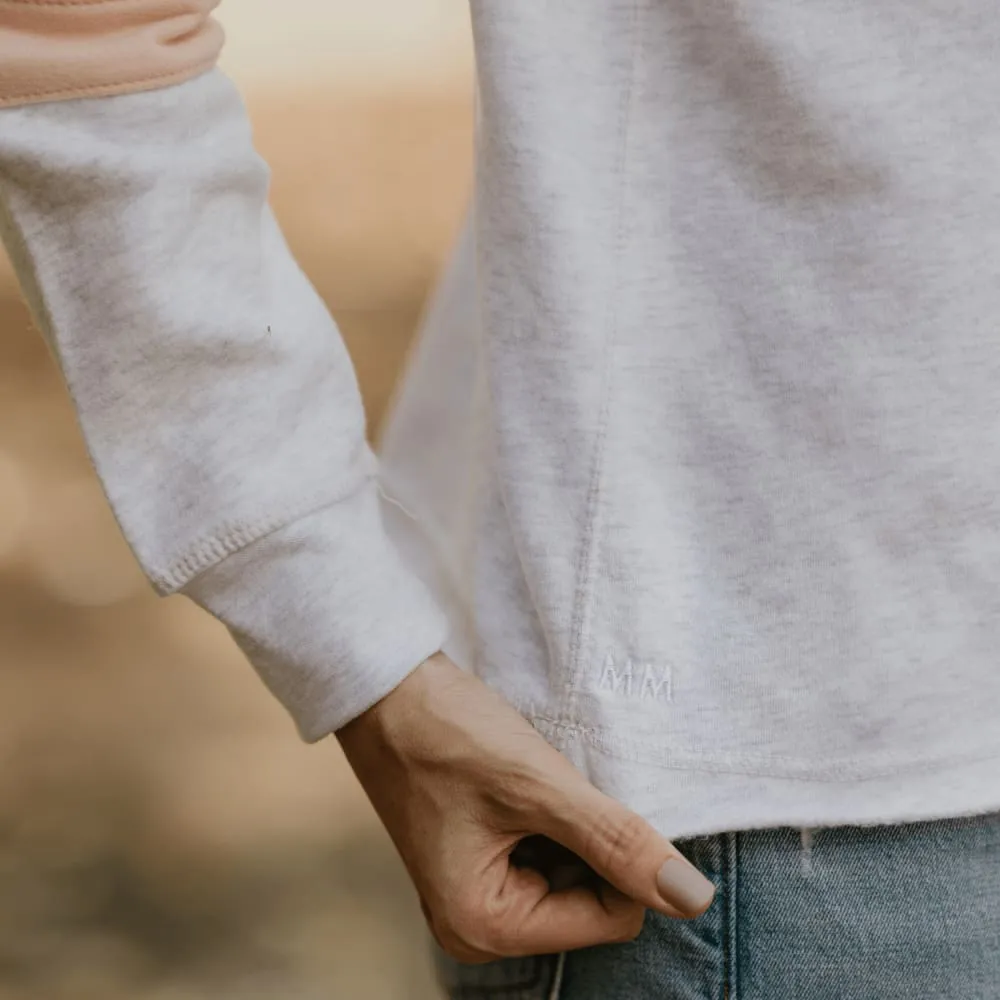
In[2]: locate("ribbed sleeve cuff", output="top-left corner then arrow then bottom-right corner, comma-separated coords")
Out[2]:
183,482 -> 450,741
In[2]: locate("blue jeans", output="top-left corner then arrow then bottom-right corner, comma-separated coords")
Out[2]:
437,812 -> 1000,999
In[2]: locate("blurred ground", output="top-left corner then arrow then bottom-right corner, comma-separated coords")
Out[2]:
0,4 -> 474,997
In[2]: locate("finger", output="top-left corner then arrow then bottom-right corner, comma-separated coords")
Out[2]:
422,892 -> 501,965
511,834 -> 601,892
438,937 -> 502,966
536,780 -> 716,919
490,866 -> 646,956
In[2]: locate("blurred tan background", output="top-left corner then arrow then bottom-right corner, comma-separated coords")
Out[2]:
0,3 -> 474,997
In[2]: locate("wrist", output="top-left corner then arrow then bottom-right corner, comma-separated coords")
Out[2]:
336,651 -> 451,754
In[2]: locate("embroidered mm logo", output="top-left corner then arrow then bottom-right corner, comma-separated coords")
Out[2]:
596,652 -> 674,703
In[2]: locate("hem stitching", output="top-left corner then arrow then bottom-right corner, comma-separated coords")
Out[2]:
526,712 -> 1000,783
154,475 -> 375,594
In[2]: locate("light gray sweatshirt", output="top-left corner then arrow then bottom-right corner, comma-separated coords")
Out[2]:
2,3 -> 999,839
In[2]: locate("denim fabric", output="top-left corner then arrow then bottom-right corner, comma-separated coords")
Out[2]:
438,811 -> 1000,999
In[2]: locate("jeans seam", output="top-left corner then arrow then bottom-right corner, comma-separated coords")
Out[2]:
725,831 -> 740,1000
547,952 -> 566,1000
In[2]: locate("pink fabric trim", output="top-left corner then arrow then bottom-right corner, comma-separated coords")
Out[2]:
0,0 -> 224,108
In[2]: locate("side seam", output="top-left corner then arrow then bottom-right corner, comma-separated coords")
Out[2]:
561,0 -> 644,725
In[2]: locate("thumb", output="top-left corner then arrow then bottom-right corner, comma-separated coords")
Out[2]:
536,779 -> 716,919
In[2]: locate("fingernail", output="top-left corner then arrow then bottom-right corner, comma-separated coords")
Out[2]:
656,856 -> 716,917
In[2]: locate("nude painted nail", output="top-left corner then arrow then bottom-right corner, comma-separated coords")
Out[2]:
656,856 -> 716,917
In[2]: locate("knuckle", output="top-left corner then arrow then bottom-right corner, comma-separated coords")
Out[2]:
444,895 -> 502,954
422,895 -> 487,961
480,914 -> 524,957
592,810 -> 651,873
437,930 -> 490,965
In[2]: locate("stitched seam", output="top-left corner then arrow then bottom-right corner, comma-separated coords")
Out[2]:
153,477 -> 375,594
526,712 -> 1000,782
531,711 -> 1000,777
0,60 -> 218,107
562,0 -> 642,723
547,953 -> 566,1000
724,832 -> 738,1000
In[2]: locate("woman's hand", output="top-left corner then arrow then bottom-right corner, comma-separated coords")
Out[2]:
337,654 -> 715,963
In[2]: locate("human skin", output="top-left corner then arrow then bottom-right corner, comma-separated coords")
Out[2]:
337,654 -> 716,962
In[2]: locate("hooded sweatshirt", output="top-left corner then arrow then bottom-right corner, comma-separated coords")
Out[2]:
2,1 -> 999,839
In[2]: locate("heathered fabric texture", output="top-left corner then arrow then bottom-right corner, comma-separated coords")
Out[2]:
4,1 -> 1000,837
0,71 -> 448,740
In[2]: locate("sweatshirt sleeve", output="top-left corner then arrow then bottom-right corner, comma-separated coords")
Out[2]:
0,69 -> 449,740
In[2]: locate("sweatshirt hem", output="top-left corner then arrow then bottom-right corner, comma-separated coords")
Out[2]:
528,712 -> 1000,783
535,717 -> 1000,840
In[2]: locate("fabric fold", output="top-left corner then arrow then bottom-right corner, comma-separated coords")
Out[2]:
0,0 -> 223,108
